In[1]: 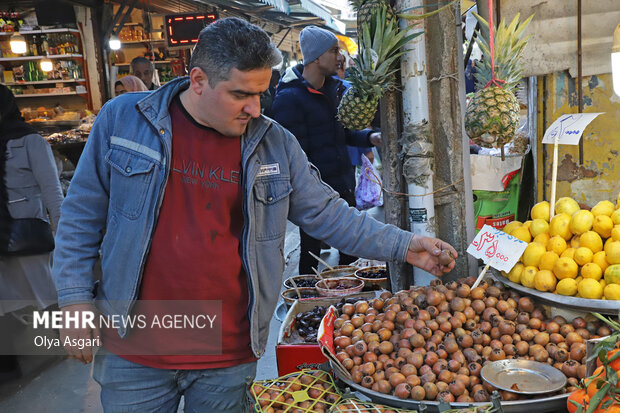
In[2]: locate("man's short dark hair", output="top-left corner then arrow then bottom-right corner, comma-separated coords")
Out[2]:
130,56 -> 154,71
190,17 -> 282,88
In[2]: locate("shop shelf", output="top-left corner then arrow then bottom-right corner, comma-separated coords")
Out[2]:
113,60 -> 173,66
14,91 -> 87,98
0,28 -> 80,36
0,54 -> 83,62
3,79 -> 86,85
120,39 -> 166,44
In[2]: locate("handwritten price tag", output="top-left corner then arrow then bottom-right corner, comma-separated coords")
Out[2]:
542,113 -> 604,145
466,225 -> 528,273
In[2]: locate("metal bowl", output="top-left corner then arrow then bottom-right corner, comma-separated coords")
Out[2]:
481,359 -> 567,395
315,277 -> 364,297
330,359 -> 569,413
490,271 -> 619,315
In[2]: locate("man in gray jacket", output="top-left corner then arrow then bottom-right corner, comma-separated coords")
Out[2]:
52,18 -> 457,412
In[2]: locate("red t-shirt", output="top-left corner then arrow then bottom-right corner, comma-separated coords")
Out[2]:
103,95 -> 255,369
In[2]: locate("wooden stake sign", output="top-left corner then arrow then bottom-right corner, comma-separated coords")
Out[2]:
542,113 -> 603,218
467,224 -> 528,288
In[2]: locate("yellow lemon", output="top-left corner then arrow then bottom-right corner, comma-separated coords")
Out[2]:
521,266 -> 538,288
553,257 -> 578,280
534,270 -> 557,292
556,278 -> 578,296
605,237 -> 614,252
529,219 -> 549,238
575,276 -> 583,284
612,225 -> 620,241
604,240 -> 620,264
570,235 -> 581,249
591,200 -> 615,217
521,242 -> 546,267
531,201 -> 551,222
547,235 -> 568,256
561,248 -> 576,259
593,251 -> 609,273
604,284 -> 620,300
578,278 -> 603,299
503,221 -> 522,234
539,251 -> 559,271
523,220 -> 532,230
556,197 -> 580,217
511,226 -> 532,243
506,263 -> 524,284
533,233 -> 551,245
549,213 -> 572,240
611,209 -> 620,225
574,247 -> 594,266
600,279 -> 607,290
570,210 -> 594,235
604,264 -> 620,285
581,262 -> 603,280
593,215 -> 613,239
579,231 -> 603,253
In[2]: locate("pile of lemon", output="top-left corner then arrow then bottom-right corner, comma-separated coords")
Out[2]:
501,196 -> 620,301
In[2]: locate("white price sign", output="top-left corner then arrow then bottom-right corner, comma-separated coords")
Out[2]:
542,113 -> 604,145
467,225 -> 528,273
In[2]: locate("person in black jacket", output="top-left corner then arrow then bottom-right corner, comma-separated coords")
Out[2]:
271,26 -> 381,274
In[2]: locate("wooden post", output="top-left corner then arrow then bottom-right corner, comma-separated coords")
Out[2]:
379,90 -> 411,290
424,0 -> 477,280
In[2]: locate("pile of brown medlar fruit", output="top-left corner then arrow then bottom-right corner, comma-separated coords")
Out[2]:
332,277 -> 606,403
252,370 -> 341,413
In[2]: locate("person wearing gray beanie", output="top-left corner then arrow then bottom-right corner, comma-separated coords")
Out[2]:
300,25 -> 339,65
271,25 -> 383,274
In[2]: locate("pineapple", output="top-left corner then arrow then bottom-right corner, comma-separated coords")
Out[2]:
465,13 -> 533,148
350,0 -> 395,29
338,6 -> 420,130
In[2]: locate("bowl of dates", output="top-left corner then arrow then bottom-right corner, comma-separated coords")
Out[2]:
315,277 -> 364,297
354,266 -> 388,288
320,265 -> 357,278
283,275 -> 320,289
281,287 -> 321,306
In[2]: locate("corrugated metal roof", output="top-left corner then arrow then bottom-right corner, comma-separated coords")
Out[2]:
500,0 -> 620,77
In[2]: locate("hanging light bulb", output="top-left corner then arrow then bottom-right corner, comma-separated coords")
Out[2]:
109,34 -> 121,51
612,23 -> 620,97
10,33 -> 27,54
40,59 -> 53,72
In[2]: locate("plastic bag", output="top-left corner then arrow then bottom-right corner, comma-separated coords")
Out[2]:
355,154 -> 383,210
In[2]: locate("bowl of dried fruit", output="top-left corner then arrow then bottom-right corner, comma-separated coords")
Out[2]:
281,287 -> 321,307
354,265 -> 388,289
315,277 -> 364,297
282,274 -> 320,290
319,265 -> 357,278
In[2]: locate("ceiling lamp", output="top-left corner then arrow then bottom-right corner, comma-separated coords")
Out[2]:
612,23 -> 620,96
109,34 -> 121,50
10,33 -> 27,54
40,59 -> 53,72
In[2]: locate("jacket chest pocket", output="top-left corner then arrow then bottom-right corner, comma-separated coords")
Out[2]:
105,147 -> 157,220
253,178 -> 292,241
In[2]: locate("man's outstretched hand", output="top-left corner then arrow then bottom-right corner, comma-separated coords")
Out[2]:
406,236 -> 458,276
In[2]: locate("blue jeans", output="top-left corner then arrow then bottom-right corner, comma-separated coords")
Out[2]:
93,354 -> 257,413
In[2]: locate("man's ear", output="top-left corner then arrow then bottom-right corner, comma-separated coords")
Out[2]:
189,67 -> 208,94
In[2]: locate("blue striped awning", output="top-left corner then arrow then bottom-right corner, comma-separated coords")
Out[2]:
257,0 -> 290,14
299,0 -> 346,34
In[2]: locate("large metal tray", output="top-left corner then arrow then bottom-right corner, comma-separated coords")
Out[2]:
490,271 -> 619,315
330,360 -> 568,413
